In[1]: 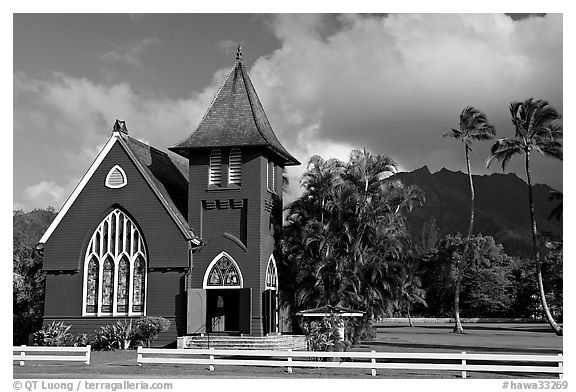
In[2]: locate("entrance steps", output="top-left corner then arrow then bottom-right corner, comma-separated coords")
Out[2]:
177,334 -> 307,350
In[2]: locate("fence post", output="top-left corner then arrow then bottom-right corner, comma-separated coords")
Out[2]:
287,349 -> 293,374
461,351 -> 467,379
371,350 -> 376,376
20,345 -> 25,367
558,353 -> 563,379
209,348 -> 215,372
85,345 -> 91,365
137,346 -> 142,367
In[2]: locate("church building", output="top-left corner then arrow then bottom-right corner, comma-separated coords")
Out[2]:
37,48 -> 300,346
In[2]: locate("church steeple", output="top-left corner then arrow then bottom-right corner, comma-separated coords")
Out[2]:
170,49 -> 299,166
236,45 -> 242,63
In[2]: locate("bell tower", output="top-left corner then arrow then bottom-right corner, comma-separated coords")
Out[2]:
170,46 -> 300,336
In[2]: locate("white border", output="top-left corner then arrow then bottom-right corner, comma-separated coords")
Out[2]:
202,251 -> 244,289
104,164 -> 128,189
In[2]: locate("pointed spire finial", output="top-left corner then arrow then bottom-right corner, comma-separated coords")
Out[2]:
236,45 -> 242,63
113,119 -> 128,134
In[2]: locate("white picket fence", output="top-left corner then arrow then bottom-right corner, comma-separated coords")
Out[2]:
137,347 -> 563,378
13,345 -> 91,366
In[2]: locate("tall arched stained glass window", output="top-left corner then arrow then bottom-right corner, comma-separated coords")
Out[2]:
86,257 -> 99,313
116,256 -> 130,313
132,255 -> 146,313
83,208 -> 147,316
101,257 -> 114,313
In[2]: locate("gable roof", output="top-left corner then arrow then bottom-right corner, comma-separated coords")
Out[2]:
118,133 -> 194,240
39,131 -> 202,246
170,59 -> 300,166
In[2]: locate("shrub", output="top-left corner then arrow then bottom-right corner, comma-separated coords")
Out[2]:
300,314 -> 349,352
134,317 -> 170,348
32,321 -> 72,346
348,317 -> 376,344
95,319 -> 140,350
72,333 -> 91,347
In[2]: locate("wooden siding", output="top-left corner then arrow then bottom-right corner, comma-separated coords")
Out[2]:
43,316 -> 182,347
44,273 -> 83,317
187,148 -> 284,336
42,142 -> 190,271
43,270 -> 187,346
44,268 -> 186,325
41,142 -> 190,337
146,270 -> 187,337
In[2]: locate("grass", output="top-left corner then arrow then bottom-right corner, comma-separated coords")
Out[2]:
13,323 -> 562,379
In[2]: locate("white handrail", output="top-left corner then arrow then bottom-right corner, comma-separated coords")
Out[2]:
13,345 -> 91,366
136,347 -> 563,378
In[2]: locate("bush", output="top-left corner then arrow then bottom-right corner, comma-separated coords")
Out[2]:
94,319 -> 140,350
134,317 -> 170,348
348,317 -> 376,344
72,333 -> 91,347
300,314 -> 349,352
32,321 -> 72,346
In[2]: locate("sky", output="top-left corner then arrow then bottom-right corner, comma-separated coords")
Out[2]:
13,13 -> 563,211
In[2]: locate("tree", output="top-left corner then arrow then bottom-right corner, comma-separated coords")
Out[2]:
487,98 -> 563,335
443,106 -> 495,333
420,234 -> 516,318
397,255 -> 427,327
13,208 -> 57,344
281,150 -> 424,339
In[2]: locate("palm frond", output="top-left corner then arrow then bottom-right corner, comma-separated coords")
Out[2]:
487,138 -> 524,170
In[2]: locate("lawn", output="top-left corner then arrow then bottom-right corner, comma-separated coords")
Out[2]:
13,323 -> 562,379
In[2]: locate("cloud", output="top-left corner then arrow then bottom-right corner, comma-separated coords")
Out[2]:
100,37 -> 161,67
248,14 -> 563,195
217,40 -> 240,54
13,14 -> 562,211
13,67 -> 230,210
23,179 -> 78,210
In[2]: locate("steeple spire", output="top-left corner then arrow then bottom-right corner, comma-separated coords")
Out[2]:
236,45 -> 242,63
170,44 -> 300,166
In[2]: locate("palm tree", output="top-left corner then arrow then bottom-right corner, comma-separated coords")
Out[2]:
300,155 -> 344,226
487,98 -> 563,336
285,150 -> 422,324
443,106 -> 495,333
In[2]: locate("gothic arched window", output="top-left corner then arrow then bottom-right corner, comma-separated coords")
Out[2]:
265,255 -> 278,290
203,252 -> 243,289
82,208 -> 147,316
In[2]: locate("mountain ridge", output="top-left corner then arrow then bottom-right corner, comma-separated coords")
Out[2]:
391,166 -> 562,257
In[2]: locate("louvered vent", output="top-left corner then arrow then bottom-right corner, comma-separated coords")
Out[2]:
209,149 -> 222,186
105,165 -> 127,188
267,157 -> 275,192
229,148 -> 242,186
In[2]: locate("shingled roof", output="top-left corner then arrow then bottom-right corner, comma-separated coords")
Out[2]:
117,133 -> 197,241
170,49 -> 300,166
39,125 -> 202,246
